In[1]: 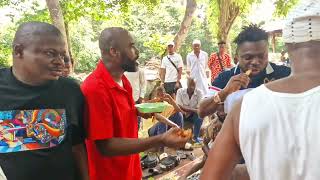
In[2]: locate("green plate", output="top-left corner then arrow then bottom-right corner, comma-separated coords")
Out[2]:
135,102 -> 167,113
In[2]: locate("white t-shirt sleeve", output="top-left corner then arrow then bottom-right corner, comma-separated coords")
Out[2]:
177,54 -> 183,68
160,57 -> 167,68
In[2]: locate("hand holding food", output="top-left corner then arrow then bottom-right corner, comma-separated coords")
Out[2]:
223,73 -> 250,95
245,69 -> 252,76
161,128 -> 190,149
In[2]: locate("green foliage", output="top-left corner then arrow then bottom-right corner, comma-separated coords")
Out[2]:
123,2 -> 183,64
68,19 -> 100,72
274,0 -> 299,17
2,0 -> 294,73
0,26 -> 14,68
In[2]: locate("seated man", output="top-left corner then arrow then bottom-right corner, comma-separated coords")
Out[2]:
179,104 -> 225,180
148,86 -> 184,136
176,77 -> 203,143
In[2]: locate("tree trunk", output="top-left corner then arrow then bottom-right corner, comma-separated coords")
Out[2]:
173,0 -> 197,52
46,0 -> 70,57
216,0 -> 240,56
64,23 -> 73,62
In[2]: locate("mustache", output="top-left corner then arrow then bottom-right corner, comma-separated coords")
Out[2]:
50,67 -> 63,71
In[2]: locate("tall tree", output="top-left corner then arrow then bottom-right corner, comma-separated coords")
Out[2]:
45,0 -> 71,58
208,0 -> 299,55
209,0 -> 257,55
173,0 -> 197,51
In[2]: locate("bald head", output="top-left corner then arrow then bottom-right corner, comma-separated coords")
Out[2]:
187,77 -> 196,94
13,22 -> 63,47
187,77 -> 196,86
99,27 -> 131,52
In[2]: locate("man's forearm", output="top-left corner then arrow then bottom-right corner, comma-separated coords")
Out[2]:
177,68 -> 182,81
72,143 -> 89,180
95,136 -> 163,157
198,97 -> 218,118
198,90 -> 229,118
167,96 -> 183,112
160,69 -> 165,82
155,113 -> 178,128
181,157 -> 206,179
180,105 -> 197,113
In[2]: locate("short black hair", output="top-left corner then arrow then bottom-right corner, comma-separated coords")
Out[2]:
13,21 -> 63,46
218,41 -> 226,45
234,24 -> 268,46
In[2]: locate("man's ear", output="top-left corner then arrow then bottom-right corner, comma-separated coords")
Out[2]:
109,47 -> 119,57
13,44 -> 24,58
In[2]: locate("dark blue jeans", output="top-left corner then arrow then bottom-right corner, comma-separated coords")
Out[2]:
148,112 -> 184,136
185,112 -> 203,139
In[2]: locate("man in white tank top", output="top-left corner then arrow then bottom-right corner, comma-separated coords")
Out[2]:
201,1 -> 320,180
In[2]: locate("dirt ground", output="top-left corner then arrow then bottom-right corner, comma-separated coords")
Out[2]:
139,118 -> 205,180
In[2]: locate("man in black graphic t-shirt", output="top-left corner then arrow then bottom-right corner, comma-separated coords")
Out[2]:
0,22 -> 88,180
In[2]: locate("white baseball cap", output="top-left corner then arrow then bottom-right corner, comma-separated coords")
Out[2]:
167,41 -> 175,46
283,0 -> 320,43
192,39 -> 201,45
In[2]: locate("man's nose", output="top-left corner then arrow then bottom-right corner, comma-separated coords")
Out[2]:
250,57 -> 260,65
53,55 -> 65,67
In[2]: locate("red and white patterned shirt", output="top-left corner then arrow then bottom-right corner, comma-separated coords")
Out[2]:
208,52 -> 232,81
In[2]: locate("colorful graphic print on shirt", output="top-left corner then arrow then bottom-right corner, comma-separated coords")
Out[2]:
0,109 -> 66,153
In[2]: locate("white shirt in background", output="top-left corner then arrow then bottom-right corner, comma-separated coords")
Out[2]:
124,68 -> 146,102
186,50 -> 209,95
0,166 -> 6,180
240,85 -> 320,180
161,53 -> 183,83
176,88 -> 203,117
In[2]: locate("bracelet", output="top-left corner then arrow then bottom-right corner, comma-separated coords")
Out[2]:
212,93 -> 222,103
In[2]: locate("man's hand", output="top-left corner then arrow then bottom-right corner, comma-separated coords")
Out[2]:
223,73 -> 250,95
161,93 -> 172,103
161,128 -> 189,149
137,97 -> 144,104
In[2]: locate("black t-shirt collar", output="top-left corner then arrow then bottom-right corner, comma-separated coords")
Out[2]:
7,67 -> 55,90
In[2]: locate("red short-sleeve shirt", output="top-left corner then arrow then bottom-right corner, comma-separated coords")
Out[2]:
81,60 -> 141,180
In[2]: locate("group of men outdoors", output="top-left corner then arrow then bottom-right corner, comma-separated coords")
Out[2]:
160,38 -> 232,97
1,1 -> 320,180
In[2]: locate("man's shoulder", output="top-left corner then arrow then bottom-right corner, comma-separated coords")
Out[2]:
81,72 -> 109,96
195,88 -> 203,96
224,53 -> 231,58
187,52 -> 193,58
177,87 -> 187,95
270,62 -> 291,77
0,68 -> 10,77
210,52 -> 218,57
219,68 -> 236,78
201,50 -> 208,56
57,77 -> 82,94
174,53 -> 183,59
270,62 -> 290,71
212,68 -> 236,88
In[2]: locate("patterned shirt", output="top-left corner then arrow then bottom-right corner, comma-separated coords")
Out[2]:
208,52 -> 232,81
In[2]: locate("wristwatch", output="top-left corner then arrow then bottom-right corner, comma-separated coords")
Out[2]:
212,93 -> 222,103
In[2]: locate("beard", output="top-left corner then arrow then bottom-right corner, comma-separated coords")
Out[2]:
120,52 -> 138,72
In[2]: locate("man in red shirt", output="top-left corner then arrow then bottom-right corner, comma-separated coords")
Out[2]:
208,41 -> 232,82
81,27 -> 189,180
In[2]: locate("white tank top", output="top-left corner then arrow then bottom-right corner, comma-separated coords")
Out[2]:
239,85 -> 320,180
